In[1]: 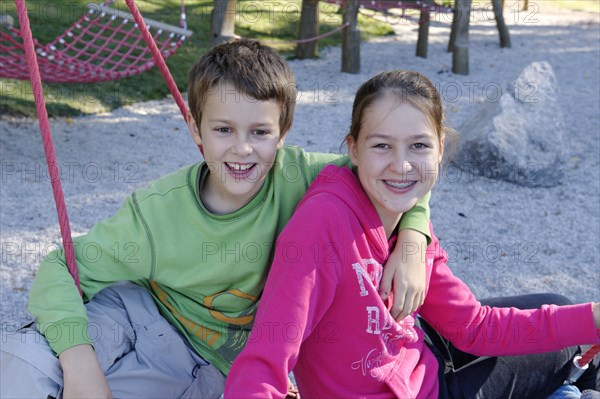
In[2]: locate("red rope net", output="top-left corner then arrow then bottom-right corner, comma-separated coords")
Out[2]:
0,3 -> 192,83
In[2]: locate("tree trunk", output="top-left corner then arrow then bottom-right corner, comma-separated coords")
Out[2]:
492,0 -> 511,48
296,0 -> 320,59
452,0 -> 472,75
416,2 -> 431,58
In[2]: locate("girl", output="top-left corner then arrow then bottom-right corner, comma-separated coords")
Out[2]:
224,70 -> 600,398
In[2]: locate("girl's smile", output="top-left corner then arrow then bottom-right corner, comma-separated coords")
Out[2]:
348,95 -> 443,237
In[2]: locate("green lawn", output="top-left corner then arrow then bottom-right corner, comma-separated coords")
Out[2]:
551,0 -> 600,13
0,0 -> 393,118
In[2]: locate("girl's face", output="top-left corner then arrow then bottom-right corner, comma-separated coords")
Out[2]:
347,95 -> 443,234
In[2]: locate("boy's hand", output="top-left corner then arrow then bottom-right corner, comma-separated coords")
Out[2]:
380,229 -> 427,321
286,377 -> 300,398
59,344 -> 113,399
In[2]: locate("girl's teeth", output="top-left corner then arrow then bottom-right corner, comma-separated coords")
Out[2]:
385,180 -> 415,189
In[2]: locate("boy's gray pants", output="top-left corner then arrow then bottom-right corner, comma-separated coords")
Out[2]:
0,283 -> 225,398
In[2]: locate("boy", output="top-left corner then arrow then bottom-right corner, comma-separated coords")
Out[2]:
0,39 -> 430,398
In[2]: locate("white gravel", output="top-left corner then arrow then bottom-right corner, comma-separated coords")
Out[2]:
1,1 -> 599,329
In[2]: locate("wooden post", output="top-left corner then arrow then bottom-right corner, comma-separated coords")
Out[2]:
211,0 -> 236,46
452,0 -> 472,75
447,6 -> 457,52
492,0 -> 511,48
341,0 -> 360,73
503,0 -> 529,12
416,2 -> 431,58
296,0 -> 320,59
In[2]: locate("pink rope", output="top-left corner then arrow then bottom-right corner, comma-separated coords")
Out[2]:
1,7 -> 189,83
99,27 -> 146,71
180,0 -> 187,29
327,0 -> 452,13
15,0 -> 82,296
125,0 -> 188,121
235,22 -> 350,45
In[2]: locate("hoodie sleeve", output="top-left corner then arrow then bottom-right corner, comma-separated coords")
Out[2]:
419,231 -> 600,356
224,195 -> 345,398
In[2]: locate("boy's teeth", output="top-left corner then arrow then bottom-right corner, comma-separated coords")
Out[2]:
227,163 -> 253,171
385,180 -> 415,189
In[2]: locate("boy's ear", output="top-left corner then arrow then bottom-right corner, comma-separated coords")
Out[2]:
276,133 -> 287,149
186,112 -> 202,146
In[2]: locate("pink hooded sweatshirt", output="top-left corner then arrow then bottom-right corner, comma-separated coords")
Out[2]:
224,165 -> 599,398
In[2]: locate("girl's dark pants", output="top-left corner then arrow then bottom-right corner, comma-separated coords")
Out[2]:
419,293 -> 600,399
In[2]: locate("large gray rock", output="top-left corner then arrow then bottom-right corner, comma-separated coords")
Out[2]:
453,61 -> 565,187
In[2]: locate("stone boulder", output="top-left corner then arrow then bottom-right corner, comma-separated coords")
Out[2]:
452,61 -> 565,187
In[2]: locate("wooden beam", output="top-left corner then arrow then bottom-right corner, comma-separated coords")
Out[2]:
341,0 -> 360,73
95,3 -> 192,37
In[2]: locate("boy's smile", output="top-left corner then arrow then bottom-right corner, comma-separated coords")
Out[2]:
224,162 -> 256,180
187,82 -> 285,214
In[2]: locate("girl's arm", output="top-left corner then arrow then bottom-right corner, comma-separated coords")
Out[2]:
419,230 -> 600,355
380,192 -> 431,321
224,198 -> 343,398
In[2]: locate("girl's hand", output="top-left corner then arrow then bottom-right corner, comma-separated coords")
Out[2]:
381,229 -> 427,321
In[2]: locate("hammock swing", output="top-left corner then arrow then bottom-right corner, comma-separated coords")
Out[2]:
0,0 -> 191,83
10,0 -> 599,387
11,0 -> 189,296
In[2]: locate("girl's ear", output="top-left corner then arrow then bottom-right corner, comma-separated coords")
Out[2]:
347,136 -> 359,166
186,112 -> 202,146
438,134 -> 445,164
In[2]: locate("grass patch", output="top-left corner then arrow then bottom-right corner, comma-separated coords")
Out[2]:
0,0 -> 393,118
549,0 -> 599,13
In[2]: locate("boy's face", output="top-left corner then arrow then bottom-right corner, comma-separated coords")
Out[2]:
187,82 -> 285,214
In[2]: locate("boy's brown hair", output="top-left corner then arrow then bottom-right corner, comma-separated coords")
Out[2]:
188,39 -> 297,136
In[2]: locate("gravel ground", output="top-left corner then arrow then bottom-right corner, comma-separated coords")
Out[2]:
1,1 -> 599,329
